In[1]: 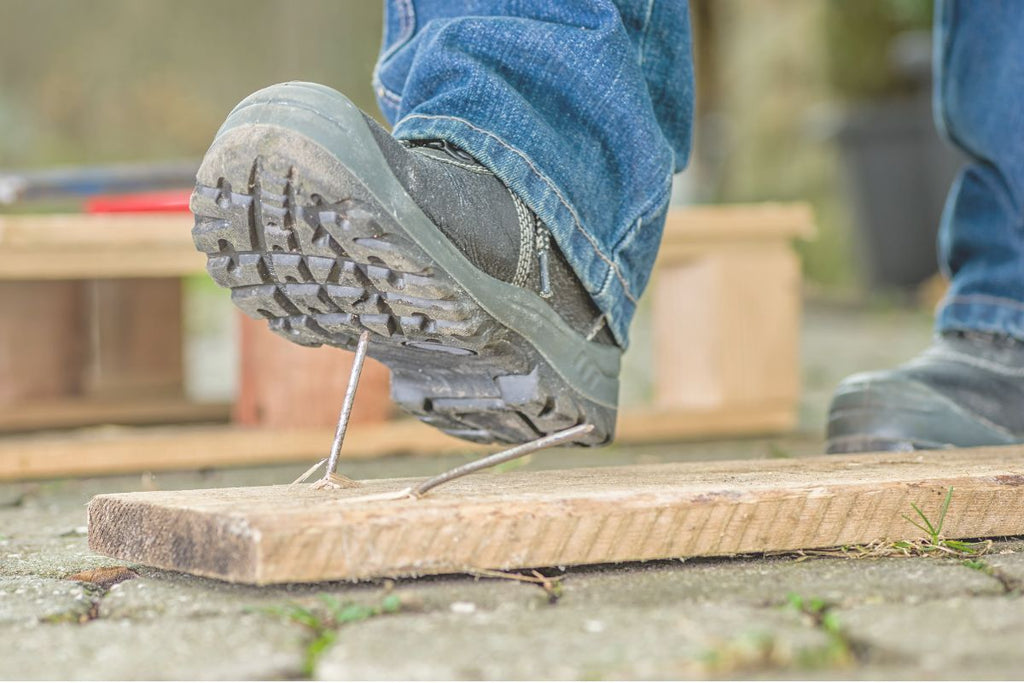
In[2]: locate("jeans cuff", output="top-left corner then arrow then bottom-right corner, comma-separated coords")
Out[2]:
936,295 -> 1024,341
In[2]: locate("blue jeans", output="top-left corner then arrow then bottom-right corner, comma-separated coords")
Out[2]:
374,0 -> 693,346
934,0 -> 1024,340
374,0 -> 1024,346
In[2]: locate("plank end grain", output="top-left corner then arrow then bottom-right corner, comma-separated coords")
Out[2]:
88,493 -> 261,584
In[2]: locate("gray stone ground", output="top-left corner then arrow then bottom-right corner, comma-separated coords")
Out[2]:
3,301 -> 1024,680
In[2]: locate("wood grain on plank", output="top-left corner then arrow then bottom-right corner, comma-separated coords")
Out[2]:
88,447 -> 1024,584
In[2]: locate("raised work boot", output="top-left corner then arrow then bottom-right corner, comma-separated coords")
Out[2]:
190,82 -> 619,445
827,330 -> 1024,453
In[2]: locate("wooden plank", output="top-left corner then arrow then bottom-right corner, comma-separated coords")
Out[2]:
0,213 -> 195,249
88,447 -> 1024,584
0,206 -> 812,280
0,405 -> 793,481
0,214 -> 203,280
0,421 -> 482,481
0,397 -> 230,433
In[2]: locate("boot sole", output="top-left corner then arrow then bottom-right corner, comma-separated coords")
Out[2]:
190,82 -> 619,445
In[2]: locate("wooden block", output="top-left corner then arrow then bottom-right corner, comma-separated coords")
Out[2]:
652,243 -> 802,411
88,447 -> 1024,584
638,202 -> 813,432
0,281 -> 84,404
0,214 -> 203,280
235,313 -> 393,429
82,278 -> 184,399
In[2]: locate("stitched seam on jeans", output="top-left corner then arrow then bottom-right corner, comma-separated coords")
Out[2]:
380,0 -> 416,62
594,265 -> 618,301
945,295 -> 1024,313
397,113 -> 638,303
638,0 -> 657,66
609,169 -> 673,259
373,75 -> 403,106
374,0 -> 417,106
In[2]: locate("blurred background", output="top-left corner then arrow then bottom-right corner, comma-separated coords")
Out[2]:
0,0 -> 955,428
1,0 -> 956,290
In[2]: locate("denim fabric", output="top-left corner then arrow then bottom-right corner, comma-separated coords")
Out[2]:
934,0 -> 1024,339
372,0 -> 694,346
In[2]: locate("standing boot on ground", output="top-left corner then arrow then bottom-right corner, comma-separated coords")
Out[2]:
828,1 -> 1024,453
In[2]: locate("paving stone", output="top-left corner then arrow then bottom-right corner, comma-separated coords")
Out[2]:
99,568 -> 381,620
100,567 -> 552,620
835,595 -> 1024,677
558,555 -> 1004,610
0,614 -> 305,680
316,602 -> 840,680
0,501 -> 90,539
0,576 -> 95,625
0,536 -> 113,579
986,548 -> 1024,585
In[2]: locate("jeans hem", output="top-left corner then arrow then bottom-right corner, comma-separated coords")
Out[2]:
937,295 -> 1024,341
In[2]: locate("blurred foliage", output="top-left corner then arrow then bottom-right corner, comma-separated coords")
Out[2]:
824,0 -> 933,100
0,0 -> 382,168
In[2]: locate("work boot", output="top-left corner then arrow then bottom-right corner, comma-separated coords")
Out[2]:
190,82 -> 619,445
826,330 -> 1024,453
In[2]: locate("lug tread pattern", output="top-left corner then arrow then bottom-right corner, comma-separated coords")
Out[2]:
192,153 -> 610,445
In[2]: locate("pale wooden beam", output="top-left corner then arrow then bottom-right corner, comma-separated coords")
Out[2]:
0,214 -> 203,280
88,447 -> 1024,585
0,405 -> 797,481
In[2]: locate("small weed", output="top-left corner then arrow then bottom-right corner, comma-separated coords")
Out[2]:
962,558 -> 993,574
696,631 -> 782,675
262,593 -> 404,678
784,487 -> 992,561
902,486 -> 953,546
784,593 -> 855,670
766,443 -> 793,459
900,486 -> 991,557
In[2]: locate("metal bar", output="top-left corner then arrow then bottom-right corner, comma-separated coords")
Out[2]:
411,423 -> 594,498
0,160 -> 199,205
321,330 -> 371,481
